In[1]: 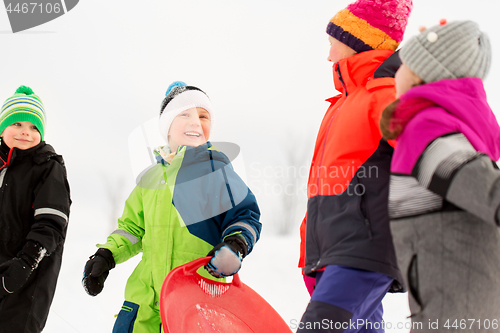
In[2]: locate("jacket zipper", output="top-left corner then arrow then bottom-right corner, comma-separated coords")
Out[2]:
316,63 -> 347,187
365,218 -> 373,239
316,64 -> 348,187
335,63 -> 374,239
0,148 -> 13,171
0,149 -> 13,188
309,64 -> 347,270
335,63 -> 348,97
311,259 -> 321,272
0,169 -> 7,188
359,189 -> 373,239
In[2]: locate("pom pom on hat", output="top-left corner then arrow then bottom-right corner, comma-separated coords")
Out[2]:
165,81 -> 187,96
159,81 -> 213,144
0,85 -> 46,141
327,0 -> 413,53
400,20 -> 491,83
15,85 -> 35,95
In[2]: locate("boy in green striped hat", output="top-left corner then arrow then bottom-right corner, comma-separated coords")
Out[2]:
0,85 -> 45,150
0,85 -> 71,333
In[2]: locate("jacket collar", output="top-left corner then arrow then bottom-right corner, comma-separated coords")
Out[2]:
333,49 -> 394,96
399,78 -> 500,161
0,140 -> 9,161
0,140 -> 12,170
0,140 -> 48,169
156,142 -> 217,165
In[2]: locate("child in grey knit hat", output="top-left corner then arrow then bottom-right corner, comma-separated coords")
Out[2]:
381,20 -> 500,331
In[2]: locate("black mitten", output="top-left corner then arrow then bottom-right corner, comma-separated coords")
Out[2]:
82,248 -> 115,296
206,235 -> 248,278
0,240 -> 47,297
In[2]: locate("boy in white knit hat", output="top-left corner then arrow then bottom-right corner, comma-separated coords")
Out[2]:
381,20 -> 500,331
82,81 -> 261,332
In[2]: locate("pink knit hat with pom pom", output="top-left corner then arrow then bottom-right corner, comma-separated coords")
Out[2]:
327,0 -> 412,53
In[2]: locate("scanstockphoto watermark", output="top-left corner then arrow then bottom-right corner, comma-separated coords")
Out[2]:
3,0 -> 79,33
250,163 -> 380,180
249,162 -> 380,197
289,319 -> 422,331
249,179 -> 367,197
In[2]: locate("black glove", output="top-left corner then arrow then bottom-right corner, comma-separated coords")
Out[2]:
205,235 -> 248,278
0,240 -> 47,297
82,248 -> 115,296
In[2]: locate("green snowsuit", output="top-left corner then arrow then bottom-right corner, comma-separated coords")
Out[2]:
99,143 -> 261,332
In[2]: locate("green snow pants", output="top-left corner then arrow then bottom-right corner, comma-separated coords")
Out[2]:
112,260 -> 163,333
111,259 -> 219,332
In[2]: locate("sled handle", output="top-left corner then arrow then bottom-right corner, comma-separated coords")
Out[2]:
182,256 -> 242,287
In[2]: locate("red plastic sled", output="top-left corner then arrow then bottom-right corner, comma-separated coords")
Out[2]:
160,257 -> 292,333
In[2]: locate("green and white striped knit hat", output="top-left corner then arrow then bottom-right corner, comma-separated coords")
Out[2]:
0,86 -> 46,141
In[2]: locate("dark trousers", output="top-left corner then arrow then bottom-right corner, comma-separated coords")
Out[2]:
297,265 -> 393,333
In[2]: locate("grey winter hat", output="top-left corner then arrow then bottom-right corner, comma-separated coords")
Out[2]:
400,20 -> 491,83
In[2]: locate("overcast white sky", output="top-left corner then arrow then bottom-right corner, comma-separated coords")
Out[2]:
1,0 -> 499,232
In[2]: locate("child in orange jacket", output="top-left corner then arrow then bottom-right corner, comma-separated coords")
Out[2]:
297,0 -> 412,332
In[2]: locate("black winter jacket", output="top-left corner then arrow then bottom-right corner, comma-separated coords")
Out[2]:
0,140 -> 71,333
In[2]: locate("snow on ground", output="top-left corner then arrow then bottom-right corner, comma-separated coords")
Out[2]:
42,202 -> 411,332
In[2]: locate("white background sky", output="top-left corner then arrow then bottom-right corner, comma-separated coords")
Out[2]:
1,1 -> 499,332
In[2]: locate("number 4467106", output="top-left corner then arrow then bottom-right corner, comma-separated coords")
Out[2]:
6,2 -> 61,14
444,319 -> 499,330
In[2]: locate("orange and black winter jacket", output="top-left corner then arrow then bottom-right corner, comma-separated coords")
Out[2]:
299,49 -> 404,291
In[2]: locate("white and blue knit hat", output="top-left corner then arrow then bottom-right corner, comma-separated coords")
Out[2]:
159,81 -> 213,143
